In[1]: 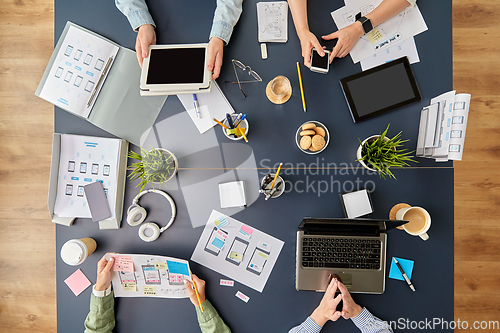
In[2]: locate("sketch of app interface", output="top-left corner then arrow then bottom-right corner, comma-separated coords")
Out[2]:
95,59 -> 105,71
246,247 -> 270,276
55,67 -> 64,78
204,227 -> 228,256
65,184 -> 73,195
119,271 -> 136,284
142,265 -> 161,285
64,45 -> 73,57
84,54 -> 93,65
74,49 -> 83,61
84,81 -> 95,93
92,163 -> 99,175
77,185 -> 85,197
68,161 -> 75,172
103,165 -> 110,176
74,76 -> 83,87
167,271 -> 184,285
225,237 -> 249,266
80,162 -> 87,173
64,71 -> 73,83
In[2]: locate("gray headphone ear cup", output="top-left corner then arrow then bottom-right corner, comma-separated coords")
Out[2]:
127,206 -> 147,226
138,223 -> 161,242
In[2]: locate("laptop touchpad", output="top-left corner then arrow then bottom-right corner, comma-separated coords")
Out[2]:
331,273 -> 352,289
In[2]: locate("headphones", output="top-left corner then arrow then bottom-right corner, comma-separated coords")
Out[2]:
126,189 -> 176,242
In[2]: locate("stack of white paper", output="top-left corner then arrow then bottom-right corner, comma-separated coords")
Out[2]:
257,2 -> 288,43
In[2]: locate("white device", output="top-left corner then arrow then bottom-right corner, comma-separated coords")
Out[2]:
126,189 -> 176,242
310,48 -> 330,74
140,43 -> 212,95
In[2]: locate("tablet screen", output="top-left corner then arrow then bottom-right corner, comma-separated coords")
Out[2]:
146,48 -> 205,85
340,57 -> 421,122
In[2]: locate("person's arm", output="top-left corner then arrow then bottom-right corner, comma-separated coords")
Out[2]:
84,255 -> 116,333
288,0 -> 325,68
323,0 -> 414,60
207,0 -> 244,79
184,275 -> 232,333
115,0 -> 156,67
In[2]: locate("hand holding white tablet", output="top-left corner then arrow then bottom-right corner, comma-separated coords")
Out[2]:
136,24 -> 156,68
207,37 -> 224,80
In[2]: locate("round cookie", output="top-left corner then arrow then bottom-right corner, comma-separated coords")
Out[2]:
300,136 -> 312,150
300,130 -> 316,136
309,145 -> 320,152
302,123 -> 316,131
314,126 -> 326,137
311,135 -> 325,150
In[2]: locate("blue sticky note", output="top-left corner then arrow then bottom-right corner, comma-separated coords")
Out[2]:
166,261 -> 190,276
389,257 -> 414,281
212,237 -> 225,249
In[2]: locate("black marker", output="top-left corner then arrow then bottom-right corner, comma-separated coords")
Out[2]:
394,258 -> 415,291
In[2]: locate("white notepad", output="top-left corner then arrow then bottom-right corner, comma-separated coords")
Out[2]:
256,2 -> 288,43
219,181 -> 246,208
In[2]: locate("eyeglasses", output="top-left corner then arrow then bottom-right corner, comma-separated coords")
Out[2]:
225,59 -> 262,97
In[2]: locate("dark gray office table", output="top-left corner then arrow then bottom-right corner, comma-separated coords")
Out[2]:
54,0 -> 454,332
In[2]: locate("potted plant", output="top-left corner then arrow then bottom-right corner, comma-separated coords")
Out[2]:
127,147 -> 178,191
356,124 -> 416,179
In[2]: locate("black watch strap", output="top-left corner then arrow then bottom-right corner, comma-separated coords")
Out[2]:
355,13 -> 373,34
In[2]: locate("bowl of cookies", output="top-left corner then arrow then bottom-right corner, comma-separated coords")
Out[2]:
296,121 -> 329,154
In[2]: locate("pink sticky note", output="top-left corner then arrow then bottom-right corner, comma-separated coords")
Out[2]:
64,269 -> 92,296
113,256 -> 134,272
240,225 -> 253,236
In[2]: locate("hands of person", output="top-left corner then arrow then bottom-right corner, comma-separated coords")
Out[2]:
136,24 -> 156,68
322,22 -> 364,61
207,37 -> 224,80
337,280 -> 363,319
297,30 -> 325,68
310,278 -> 343,327
184,274 -> 206,307
95,253 -> 115,292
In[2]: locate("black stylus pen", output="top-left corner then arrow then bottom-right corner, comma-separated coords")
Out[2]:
394,258 -> 415,291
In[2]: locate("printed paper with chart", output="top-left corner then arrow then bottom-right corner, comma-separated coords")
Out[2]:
191,210 -> 284,292
54,134 -> 121,218
39,25 -> 119,118
105,254 -> 192,298
331,0 -> 427,63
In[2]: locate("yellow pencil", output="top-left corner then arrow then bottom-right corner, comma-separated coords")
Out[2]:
237,125 -> 248,142
190,275 -> 204,313
296,62 -> 306,112
269,163 -> 283,190
213,118 -> 229,129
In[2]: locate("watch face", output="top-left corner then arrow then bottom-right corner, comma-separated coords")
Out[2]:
362,18 -> 373,34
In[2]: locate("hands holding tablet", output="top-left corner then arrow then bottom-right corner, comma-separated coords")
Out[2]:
207,37 -> 224,80
136,24 -> 156,68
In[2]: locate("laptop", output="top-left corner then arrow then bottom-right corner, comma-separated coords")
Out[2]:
295,217 -> 406,294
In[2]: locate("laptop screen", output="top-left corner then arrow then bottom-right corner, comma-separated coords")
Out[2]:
298,218 -> 406,236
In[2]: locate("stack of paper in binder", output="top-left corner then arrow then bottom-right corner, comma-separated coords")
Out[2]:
416,91 -> 471,162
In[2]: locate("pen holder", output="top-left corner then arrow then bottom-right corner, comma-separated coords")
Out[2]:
260,174 -> 285,199
222,115 -> 249,141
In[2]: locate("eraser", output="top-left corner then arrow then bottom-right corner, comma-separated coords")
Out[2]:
261,43 -> 268,59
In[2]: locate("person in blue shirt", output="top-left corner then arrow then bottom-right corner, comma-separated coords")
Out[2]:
115,0 -> 243,79
289,278 -> 393,333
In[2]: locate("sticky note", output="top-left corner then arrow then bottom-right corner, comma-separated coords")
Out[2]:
229,252 -> 243,261
214,216 -> 229,229
64,269 -> 91,296
123,282 -> 137,292
154,262 -> 168,270
238,225 -> 253,239
216,229 -> 228,239
257,251 -> 269,259
113,256 -> 134,272
212,237 -> 225,250
235,291 -> 250,303
367,28 -> 383,44
389,257 -> 414,281
143,286 -> 157,296
220,279 -> 234,287
166,260 -> 190,276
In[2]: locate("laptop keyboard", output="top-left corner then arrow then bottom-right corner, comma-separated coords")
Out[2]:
301,237 -> 381,269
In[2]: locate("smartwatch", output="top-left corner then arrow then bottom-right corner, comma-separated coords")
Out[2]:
355,13 -> 373,34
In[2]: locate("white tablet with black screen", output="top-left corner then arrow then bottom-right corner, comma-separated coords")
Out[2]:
140,43 -> 211,93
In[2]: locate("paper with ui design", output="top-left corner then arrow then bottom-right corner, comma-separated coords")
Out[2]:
106,254 -> 192,298
177,81 -> 235,134
331,0 -> 427,63
191,210 -> 284,292
39,25 -> 119,118
360,37 -> 420,71
256,1 -> 288,43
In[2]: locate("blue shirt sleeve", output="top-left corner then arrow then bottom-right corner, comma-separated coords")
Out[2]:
351,308 -> 393,333
115,0 -> 156,31
209,0 -> 244,45
288,317 -> 323,333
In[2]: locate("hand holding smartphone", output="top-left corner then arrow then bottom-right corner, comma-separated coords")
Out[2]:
310,48 -> 330,74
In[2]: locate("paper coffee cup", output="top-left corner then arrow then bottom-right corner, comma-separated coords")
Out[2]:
61,238 -> 97,266
396,207 -> 431,240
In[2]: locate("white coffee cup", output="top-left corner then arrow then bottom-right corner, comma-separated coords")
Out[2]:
396,207 -> 431,241
60,238 -> 97,266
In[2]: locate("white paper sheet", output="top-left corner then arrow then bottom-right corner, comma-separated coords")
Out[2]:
331,0 -> 427,63
54,134 -> 121,218
191,210 -> 284,292
177,81 -> 235,134
257,1 -> 288,43
360,37 -> 419,70
106,254 -> 192,298
39,26 -> 119,118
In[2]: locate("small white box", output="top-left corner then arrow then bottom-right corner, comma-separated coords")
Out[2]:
219,181 -> 246,209
339,189 -> 373,218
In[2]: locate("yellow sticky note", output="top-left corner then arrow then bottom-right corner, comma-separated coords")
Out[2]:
229,252 -> 242,260
123,282 -> 137,292
154,262 -> 168,270
366,28 -> 383,44
257,252 -> 269,260
143,286 -> 156,296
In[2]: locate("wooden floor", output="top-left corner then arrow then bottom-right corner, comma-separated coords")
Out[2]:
0,0 -> 498,332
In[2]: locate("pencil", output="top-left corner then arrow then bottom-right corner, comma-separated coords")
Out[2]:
296,62 -> 306,112
269,163 -> 283,190
191,277 -> 204,313
213,118 -> 229,129
237,125 -> 248,142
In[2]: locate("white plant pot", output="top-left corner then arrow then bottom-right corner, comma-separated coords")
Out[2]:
149,148 -> 178,184
356,135 -> 390,171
